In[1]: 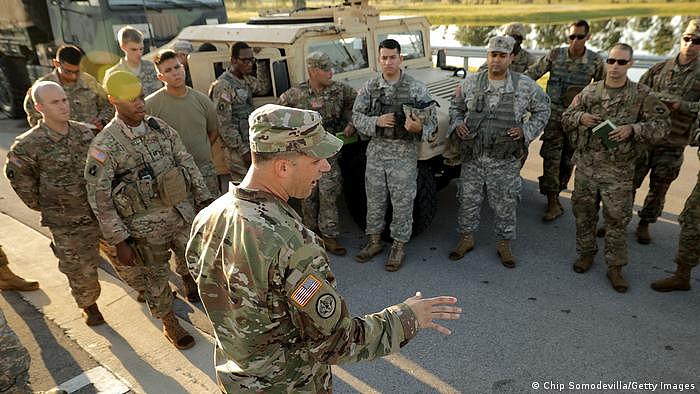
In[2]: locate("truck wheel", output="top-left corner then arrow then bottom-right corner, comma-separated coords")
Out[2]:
340,143 -> 368,231
410,163 -> 437,237
0,56 -> 30,119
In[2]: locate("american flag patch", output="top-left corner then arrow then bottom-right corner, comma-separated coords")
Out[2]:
9,156 -> 23,168
291,274 -> 322,308
89,147 -> 108,165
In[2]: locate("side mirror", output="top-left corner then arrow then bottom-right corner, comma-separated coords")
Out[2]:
273,60 -> 290,96
436,48 -> 447,69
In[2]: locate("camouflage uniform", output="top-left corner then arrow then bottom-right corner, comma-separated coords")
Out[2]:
676,146 -> 700,268
561,80 -> 670,267
209,63 -> 271,182
0,309 -> 31,394
449,68 -> 550,239
526,46 -> 605,194
23,70 -> 114,127
352,71 -> 438,242
103,58 -> 163,96
85,116 -> 211,318
278,75 -> 356,237
186,104 -> 419,393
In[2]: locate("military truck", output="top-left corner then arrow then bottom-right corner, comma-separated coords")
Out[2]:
180,0 -> 463,236
0,0 -> 227,118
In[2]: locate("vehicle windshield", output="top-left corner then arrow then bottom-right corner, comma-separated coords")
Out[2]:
378,30 -> 425,60
308,37 -> 369,74
107,0 -> 222,8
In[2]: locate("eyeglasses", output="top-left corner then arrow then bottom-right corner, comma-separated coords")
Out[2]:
58,63 -> 81,75
237,57 -> 256,64
606,58 -> 631,66
682,36 -> 700,45
568,34 -> 587,41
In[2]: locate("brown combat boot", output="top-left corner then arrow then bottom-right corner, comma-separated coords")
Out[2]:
355,234 -> 383,263
0,265 -> 39,291
82,304 -> 105,326
496,240 -> 516,268
384,241 -> 406,272
573,254 -> 594,273
449,233 -> 474,261
136,292 -> 146,303
607,266 -> 629,293
181,273 -> 200,303
636,220 -> 651,245
162,311 -> 195,350
651,263 -> 692,292
542,193 -> 563,221
322,236 -> 347,256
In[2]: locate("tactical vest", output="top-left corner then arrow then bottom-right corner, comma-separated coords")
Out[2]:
369,75 -> 419,141
655,59 -> 700,146
220,71 -> 254,141
108,118 -> 190,218
460,71 -> 525,162
547,47 -> 600,107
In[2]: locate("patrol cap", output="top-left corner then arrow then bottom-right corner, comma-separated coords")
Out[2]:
487,35 -> 515,54
683,19 -> 700,37
173,40 -> 194,54
503,22 -> 526,38
103,71 -> 142,101
307,51 -> 333,71
248,104 -> 342,159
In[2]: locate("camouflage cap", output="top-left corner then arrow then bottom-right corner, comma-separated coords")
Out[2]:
503,22 -> 526,38
307,51 -> 333,71
487,35 -> 515,54
683,19 -> 700,37
248,104 -> 342,158
173,40 -> 194,54
103,71 -> 142,101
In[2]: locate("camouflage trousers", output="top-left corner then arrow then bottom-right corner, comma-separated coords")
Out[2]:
49,223 -> 102,309
0,309 -> 31,394
633,145 -> 685,223
457,157 -> 521,239
222,145 -> 249,184
572,166 -> 634,267
676,169 -> 700,267
302,156 -> 342,237
365,139 -> 417,243
538,111 -> 575,194
199,160 -> 222,198
123,236 -> 176,319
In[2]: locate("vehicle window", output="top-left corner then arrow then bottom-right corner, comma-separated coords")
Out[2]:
377,30 -> 425,60
107,0 -> 223,7
308,37 -> 369,74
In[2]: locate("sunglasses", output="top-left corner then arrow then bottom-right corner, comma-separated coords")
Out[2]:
568,34 -> 587,41
238,57 -> 257,64
606,58 -> 631,66
682,36 -> 700,45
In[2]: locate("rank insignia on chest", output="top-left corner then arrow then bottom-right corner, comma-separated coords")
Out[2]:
89,147 -> 108,164
291,274 -> 322,307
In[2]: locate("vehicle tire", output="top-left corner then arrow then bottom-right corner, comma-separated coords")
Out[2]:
339,141 -> 368,231
0,56 -> 30,119
410,163 -> 437,237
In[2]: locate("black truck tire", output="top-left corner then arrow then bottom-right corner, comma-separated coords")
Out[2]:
0,56 -> 30,119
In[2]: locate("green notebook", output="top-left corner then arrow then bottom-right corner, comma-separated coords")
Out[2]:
335,131 -> 358,145
592,119 -> 619,149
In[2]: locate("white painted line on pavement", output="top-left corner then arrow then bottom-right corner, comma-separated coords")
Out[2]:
54,366 -> 131,393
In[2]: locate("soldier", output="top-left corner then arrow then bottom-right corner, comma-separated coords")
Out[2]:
172,40 -> 194,87
103,26 -> 163,96
23,44 -> 113,128
209,41 -> 271,186
0,246 -> 39,291
185,103 -> 461,393
449,36 -> 550,267
477,22 -> 537,74
6,81 -> 107,325
633,19 -> 700,244
277,52 -> 356,256
561,43 -> 670,293
651,127 -> 700,292
526,20 -> 605,221
85,71 -> 213,349
352,39 -> 438,271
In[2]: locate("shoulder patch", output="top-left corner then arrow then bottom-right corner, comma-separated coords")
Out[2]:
220,92 -> 231,103
8,155 -> 24,168
291,274 -> 322,308
316,293 -> 336,318
89,146 -> 108,165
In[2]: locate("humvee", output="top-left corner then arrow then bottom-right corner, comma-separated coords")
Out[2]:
177,0 -> 463,236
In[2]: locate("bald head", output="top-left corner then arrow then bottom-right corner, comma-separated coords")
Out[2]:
31,81 -> 65,105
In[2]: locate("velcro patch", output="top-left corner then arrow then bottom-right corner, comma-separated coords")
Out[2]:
89,147 -> 108,165
220,92 -> 231,103
291,274 -> 322,308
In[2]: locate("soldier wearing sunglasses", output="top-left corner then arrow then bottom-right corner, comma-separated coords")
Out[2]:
526,20 -> 605,222
632,19 -> 700,247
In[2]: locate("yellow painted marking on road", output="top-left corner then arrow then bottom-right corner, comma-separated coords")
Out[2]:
332,366 -> 381,394
385,354 -> 460,394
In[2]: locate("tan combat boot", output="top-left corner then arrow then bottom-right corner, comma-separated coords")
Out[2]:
0,265 -> 39,291
355,234 -> 383,263
542,193 -> 563,222
449,233 -> 474,261
496,240 -> 516,268
635,220 -> 651,245
82,304 -> 105,326
651,263 -> 692,292
162,311 -> 195,350
322,236 -> 347,256
607,266 -> 629,293
181,273 -> 200,303
573,254 -> 594,273
384,241 -> 406,272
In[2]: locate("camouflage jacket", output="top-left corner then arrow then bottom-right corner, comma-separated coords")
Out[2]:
103,58 -> 163,96
639,56 -> 700,147
278,80 -> 356,134
209,65 -> 272,155
23,70 -> 114,127
4,120 -> 97,227
477,48 -> 538,74
186,187 -> 418,393
84,116 -> 210,245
